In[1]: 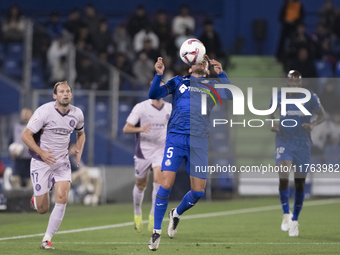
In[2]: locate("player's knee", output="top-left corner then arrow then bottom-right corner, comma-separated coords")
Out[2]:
190,190 -> 205,203
55,194 -> 68,204
295,179 -> 305,193
279,178 -> 289,191
136,182 -> 147,190
37,204 -> 49,214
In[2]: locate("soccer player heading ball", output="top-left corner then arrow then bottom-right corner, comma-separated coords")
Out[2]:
148,55 -> 233,250
269,70 -> 325,237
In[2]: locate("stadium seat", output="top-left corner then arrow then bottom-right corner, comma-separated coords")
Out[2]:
336,61 -> 340,78
3,58 -> 22,78
315,60 -> 334,78
31,72 -> 46,89
6,43 -> 24,61
0,43 -> 4,63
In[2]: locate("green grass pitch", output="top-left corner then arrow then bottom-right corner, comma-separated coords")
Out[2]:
0,198 -> 339,255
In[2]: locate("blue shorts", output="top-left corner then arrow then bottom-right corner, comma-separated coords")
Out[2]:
161,132 -> 208,179
275,144 -> 310,174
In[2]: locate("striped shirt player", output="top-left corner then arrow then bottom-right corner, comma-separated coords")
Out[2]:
22,81 -> 85,250
124,96 -> 172,232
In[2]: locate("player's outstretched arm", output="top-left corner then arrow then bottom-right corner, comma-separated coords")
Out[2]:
123,122 -> 151,134
21,127 -> 56,165
302,106 -> 325,132
75,130 -> 86,167
149,57 -> 168,99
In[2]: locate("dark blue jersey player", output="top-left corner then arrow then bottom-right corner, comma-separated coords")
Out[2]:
148,55 -> 232,250
269,70 -> 325,237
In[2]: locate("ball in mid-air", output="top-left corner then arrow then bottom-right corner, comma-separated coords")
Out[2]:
179,39 -> 206,65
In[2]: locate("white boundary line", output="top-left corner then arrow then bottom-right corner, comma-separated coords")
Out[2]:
0,199 -> 339,242
0,242 -> 340,245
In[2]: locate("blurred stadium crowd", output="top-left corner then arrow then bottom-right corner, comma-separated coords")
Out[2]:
0,4 -> 227,90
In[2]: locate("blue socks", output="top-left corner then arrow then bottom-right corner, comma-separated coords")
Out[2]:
292,191 -> 305,221
279,188 -> 290,214
154,186 -> 171,230
177,190 -> 205,215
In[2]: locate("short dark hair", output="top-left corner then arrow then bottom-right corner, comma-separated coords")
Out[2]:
53,81 -> 71,94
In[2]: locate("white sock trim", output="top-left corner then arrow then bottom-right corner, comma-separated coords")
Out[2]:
42,234 -> 52,242
173,208 -> 180,218
153,229 -> 161,234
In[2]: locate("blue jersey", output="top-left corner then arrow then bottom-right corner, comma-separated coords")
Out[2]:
150,72 -> 231,138
274,90 -> 322,150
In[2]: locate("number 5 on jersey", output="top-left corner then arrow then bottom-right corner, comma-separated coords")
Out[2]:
167,147 -> 174,158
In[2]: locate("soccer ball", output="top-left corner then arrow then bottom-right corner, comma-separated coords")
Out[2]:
9,143 -> 24,157
179,38 -> 206,66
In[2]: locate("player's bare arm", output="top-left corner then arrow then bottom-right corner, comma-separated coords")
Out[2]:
21,127 -> 56,165
302,106 -> 325,132
75,130 -> 86,167
155,57 -> 165,75
123,122 -> 151,134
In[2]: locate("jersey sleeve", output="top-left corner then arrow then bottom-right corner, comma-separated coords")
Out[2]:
310,92 -> 322,113
26,107 -> 47,134
217,71 -> 233,100
75,110 -> 85,132
126,103 -> 141,126
164,76 -> 177,94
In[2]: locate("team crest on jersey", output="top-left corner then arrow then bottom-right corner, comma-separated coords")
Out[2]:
69,119 -> 75,127
165,159 -> 171,166
35,184 -> 41,191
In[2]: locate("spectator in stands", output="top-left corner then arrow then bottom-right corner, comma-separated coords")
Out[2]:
127,5 -> 149,38
96,51 -> 110,90
319,0 -> 335,31
172,4 -> 195,36
276,0 -> 305,62
152,10 -> 173,50
199,19 -> 224,60
289,47 -> 317,78
75,24 -> 93,51
83,4 -> 102,37
64,8 -> 83,40
133,25 -> 159,53
319,81 -> 340,114
45,11 -> 63,38
32,24 -> 51,74
115,53 -> 132,75
92,18 -> 114,56
9,108 -> 33,189
75,57 -> 97,89
287,23 -> 314,60
49,56 -> 66,85
76,24 -> 93,51
69,143 -> 102,206
175,27 -> 194,50
2,5 -> 25,42
47,36 -> 69,77
113,24 -> 134,60
138,39 -> 160,62
132,51 -> 154,87
0,154 -> 4,179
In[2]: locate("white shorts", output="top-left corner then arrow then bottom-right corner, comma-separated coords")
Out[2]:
30,158 -> 72,196
134,155 -> 163,179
